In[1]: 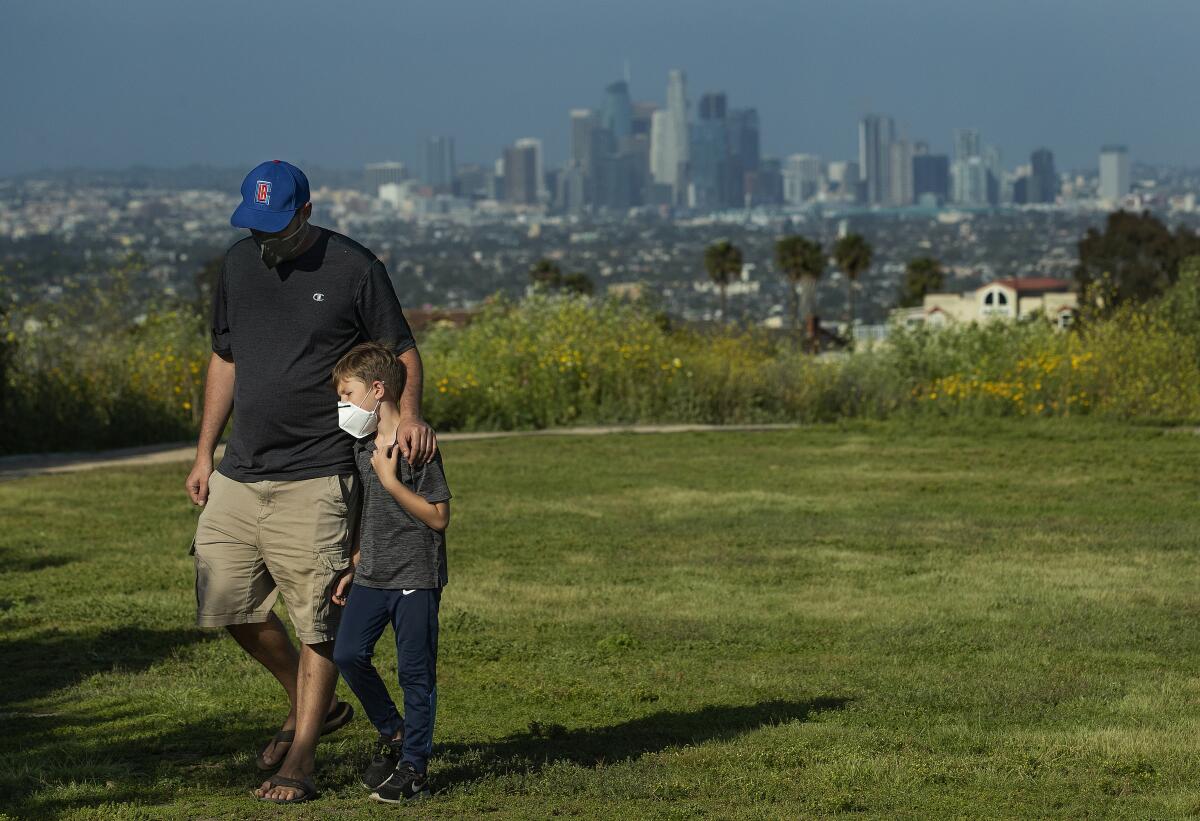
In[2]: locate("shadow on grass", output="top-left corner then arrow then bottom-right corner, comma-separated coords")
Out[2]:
0,545 -> 77,573
1,691 -> 849,817
433,696 -> 850,785
0,626 -> 213,708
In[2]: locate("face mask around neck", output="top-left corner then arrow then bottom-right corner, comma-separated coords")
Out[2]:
256,219 -> 310,268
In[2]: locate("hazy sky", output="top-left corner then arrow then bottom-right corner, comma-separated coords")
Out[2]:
2,0 -> 1197,177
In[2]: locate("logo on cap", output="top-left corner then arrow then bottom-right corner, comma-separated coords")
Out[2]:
255,181 -> 272,205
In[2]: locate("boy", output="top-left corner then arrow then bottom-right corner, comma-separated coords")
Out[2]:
329,342 -> 452,803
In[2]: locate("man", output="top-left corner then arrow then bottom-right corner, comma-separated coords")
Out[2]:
184,160 -> 437,803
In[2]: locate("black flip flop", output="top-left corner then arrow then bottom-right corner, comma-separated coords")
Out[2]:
255,701 -> 356,770
256,774 -> 319,803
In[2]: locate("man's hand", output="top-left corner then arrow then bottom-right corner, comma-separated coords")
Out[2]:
332,568 -> 354,606
396,415 -> 437,466
186,459 -> 214,506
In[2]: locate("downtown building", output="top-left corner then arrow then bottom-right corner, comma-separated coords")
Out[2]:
1099,145 -> 1130,202
858,114 -> 894,206
649,69 -> 690,205
423,136 -> 456,193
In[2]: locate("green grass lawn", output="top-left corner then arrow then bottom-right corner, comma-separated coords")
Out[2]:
3,421 -> 1200,819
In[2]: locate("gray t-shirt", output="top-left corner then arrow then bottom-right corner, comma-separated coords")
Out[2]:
353,440 -> 452,589
212,227 -> 416,482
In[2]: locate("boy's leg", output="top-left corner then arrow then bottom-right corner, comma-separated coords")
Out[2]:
333,584 -> 404,739
393,588 -> 441,773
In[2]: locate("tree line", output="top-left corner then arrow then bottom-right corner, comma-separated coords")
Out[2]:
528,209 -> 1200,351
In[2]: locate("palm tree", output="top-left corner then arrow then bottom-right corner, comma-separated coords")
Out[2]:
562,272 -> 595,295
899,256 -> 945,308
833,233 -> 872,338
774,235 -> 825,349
529,258 -> 563,290
703,240 -> 743,320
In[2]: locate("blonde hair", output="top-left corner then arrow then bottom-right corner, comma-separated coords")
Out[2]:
331,341 -> 406,399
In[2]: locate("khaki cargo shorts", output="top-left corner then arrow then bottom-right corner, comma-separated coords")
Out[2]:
191,470 -> 360,644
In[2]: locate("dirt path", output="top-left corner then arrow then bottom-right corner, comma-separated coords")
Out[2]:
0,424 -> 801,482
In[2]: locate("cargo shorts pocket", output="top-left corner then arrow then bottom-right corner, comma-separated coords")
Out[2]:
326,475 -> 351,514
312,541 -> 352,632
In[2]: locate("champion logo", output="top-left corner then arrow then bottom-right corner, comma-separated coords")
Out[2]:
255,180 -> 271,204
312,293 -> 325,302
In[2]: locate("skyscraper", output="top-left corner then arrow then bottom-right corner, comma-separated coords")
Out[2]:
649,108 -> 672,188
859,114 -> 894,206
650,69 -> 690,204
570,109 -> 599,174
503,142 -> 539,205
952,156 -> 988,206
983,145 -> 1002,206
826,161 -> 859,199
888,139 -> 914,206
690,92 -> 731,209
631,101 -> 657,138
953,129 -> 981,163
783,154 -> 822,205
665,70 -> 688,201
514,138 -> 546,202
599,81 -> 633,147
950,129 -> 987,206
1099,145 -> 1130,202
728,109 -> 760,174
364,161 -> 408,196
1029,148 -> 1058,204
727,107 -> 760,206
423,136 -> 456,191
747,157 -> 784,206
912,154 -> 950,203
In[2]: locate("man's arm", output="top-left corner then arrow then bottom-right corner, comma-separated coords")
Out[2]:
395,346 -> 437,466
185,352 -> 235,505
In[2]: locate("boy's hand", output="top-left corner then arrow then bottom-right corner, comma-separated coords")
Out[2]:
332,569 -> 354,606
370,426 -> 402,487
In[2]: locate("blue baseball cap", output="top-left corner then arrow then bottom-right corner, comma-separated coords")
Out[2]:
230,160 -> 310,233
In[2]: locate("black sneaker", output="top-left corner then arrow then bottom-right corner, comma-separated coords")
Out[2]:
361,736 -> 404,790
370,761 -> 431,803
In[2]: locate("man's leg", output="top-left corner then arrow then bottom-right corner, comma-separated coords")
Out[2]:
254,474 -> 360,800
193,473 -> 336,769
227,613 -> 339,769
256,639 -> 339,800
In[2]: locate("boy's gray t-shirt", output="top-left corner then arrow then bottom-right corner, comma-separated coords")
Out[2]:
352,440 -> 452,589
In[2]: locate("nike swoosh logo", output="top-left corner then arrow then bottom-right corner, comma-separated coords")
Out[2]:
402,589 -> 417,595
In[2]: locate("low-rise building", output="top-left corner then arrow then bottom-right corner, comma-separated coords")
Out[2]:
898,277 -> 1078,329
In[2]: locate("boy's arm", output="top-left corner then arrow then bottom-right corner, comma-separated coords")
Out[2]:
381,481 -> 450,532
369,446 -> 450,531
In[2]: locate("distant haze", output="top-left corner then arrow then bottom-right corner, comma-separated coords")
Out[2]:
2,0 -> 1197,176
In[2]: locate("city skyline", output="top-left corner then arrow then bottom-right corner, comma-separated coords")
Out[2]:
3,0 -> 1199,176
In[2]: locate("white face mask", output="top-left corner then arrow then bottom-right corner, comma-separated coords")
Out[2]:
337,395 -> 381,438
